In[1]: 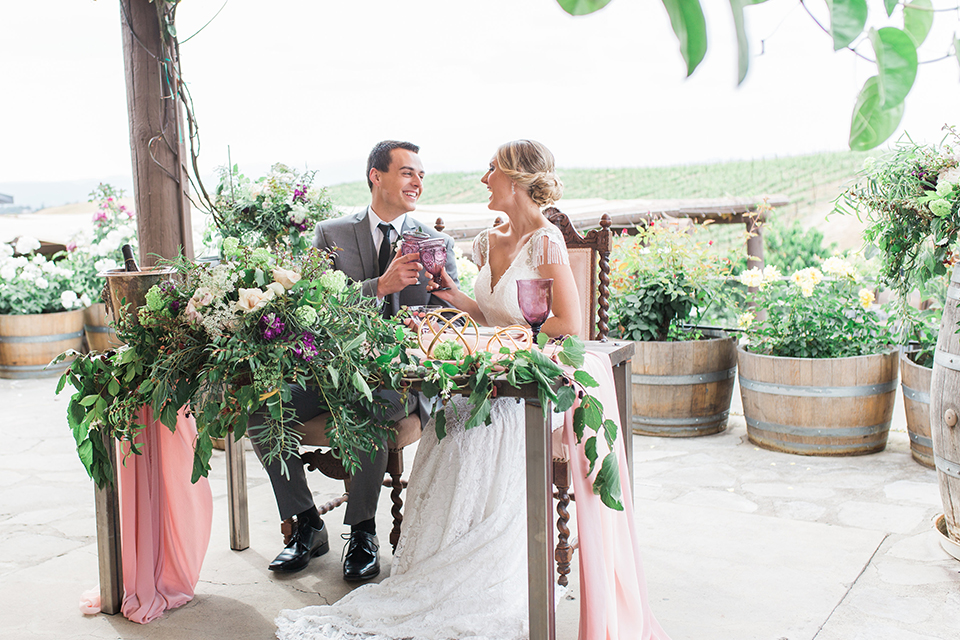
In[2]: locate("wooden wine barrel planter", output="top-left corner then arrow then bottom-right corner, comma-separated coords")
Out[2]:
83,303 -> 123,351
900,350 -> 934,469
929,264 -> 960,543
0,309 -> 85,379
738,345 -> 898,456
631,331 -> 737,437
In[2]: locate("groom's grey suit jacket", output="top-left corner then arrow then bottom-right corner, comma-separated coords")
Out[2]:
312,207 -> 459,424
312,207 -> 458,317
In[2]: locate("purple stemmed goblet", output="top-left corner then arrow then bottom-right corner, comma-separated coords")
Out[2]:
516,278 -> 553,341
419,238 -> 449,291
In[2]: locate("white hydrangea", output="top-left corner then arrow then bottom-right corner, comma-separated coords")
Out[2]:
0,243 -> 13,259
35,276 -> 49,289
95,258 -> 119,273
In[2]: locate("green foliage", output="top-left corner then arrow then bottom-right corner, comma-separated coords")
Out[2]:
739,259 -> 890,358
551,0 -> 953,150
763,221 -> 837,273
57,245 -> 403,487
837,128 -> 960,324
609,220 -> 738,341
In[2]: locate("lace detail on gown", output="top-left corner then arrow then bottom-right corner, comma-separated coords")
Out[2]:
472,226 -> 569,328
276,224 -> 569,640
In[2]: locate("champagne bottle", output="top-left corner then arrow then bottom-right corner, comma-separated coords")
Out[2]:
121,244 -> 139,272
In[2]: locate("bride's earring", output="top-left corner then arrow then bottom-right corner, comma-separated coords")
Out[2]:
511,182 -> 515,195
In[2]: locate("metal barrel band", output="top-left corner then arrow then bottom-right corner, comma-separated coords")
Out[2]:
0,330 -> 84,343
84,325 -> 117,335
0,360 -> 73,379
738,376 -> 897,398
935,453 -> 960,480
908,431 -> 933,449
901,384 -> 931,404
745,416 -> 891,438
934,349 -> 960,373
633,411 -> 729,427
631,366 -> 736,386
748,436 -> 886,453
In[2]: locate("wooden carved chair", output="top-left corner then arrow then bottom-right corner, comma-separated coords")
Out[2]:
280,218 -> 449,552
544,207 -> 613,587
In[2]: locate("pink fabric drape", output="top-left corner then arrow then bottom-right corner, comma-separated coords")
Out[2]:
116,407 -> 213,624
563,353 -> 670,640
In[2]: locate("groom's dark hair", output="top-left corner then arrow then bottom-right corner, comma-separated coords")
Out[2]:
367,140 -> 420,191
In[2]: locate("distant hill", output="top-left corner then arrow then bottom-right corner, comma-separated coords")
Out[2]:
326,150 -> 870,235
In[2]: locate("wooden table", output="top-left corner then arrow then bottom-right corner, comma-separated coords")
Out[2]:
95,340 -> 636,640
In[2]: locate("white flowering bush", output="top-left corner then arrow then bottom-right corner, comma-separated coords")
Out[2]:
0,239 -> 91,315
65,184 -> 139,303
737,257 -> 889,359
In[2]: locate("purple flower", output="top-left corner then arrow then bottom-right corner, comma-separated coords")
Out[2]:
169,300 -> 181,312
293,185 -> 308,203
260,313 -> 286,341
293,332 -> 318,361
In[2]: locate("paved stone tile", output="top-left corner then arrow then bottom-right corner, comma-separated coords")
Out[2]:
837,501 -> 928,534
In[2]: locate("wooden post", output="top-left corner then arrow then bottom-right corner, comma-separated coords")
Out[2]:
119,0 -> 194,265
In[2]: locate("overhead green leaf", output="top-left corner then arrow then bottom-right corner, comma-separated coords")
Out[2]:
435,408 -> 447,440
729,0 -> 768,85
826,0 -> 868,51
849,76 -> 905,151
903,0 -> 934,47
884,0 -> 898,16
584,435 -> 599,475
555,384 -> 577,412
660,0 -> 708,77
555,0 -> 613,15
869,27 -> 918,109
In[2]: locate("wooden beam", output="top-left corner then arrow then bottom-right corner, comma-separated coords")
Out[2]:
119,0 -> 194,266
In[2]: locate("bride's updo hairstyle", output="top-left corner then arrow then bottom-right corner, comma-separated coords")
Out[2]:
495,140 -> 564,208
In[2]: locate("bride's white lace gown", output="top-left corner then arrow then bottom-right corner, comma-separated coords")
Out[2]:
275,226 -> 566,640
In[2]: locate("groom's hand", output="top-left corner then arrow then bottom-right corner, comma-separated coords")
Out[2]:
377,252 -> 423,297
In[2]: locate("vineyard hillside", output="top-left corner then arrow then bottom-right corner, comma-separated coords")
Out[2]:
327,151 -> 873,251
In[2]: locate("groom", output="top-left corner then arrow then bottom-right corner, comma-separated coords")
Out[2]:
251,140 -> 458,581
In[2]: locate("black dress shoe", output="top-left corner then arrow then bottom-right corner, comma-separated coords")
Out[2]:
268,519 -> 329,573
342,530 -> 380,581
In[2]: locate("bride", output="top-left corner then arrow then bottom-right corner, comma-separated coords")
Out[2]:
275,140 -> 669,640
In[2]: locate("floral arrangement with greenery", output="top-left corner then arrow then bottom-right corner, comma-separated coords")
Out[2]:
737,257 -> 890,359
609,218 -> 738,341
837,126 -> 959,336
211,163 -> 336,255
56,240 -> 404,487
0,236 -> 91,315
65,183 -> 139,303
394,332 -> 624,510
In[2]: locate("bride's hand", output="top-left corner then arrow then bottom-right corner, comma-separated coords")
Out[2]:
426,268 -> 457,302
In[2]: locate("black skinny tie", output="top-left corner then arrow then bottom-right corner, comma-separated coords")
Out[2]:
377,223 -> 393,276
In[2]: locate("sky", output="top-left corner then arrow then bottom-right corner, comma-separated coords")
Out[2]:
1,0 -> 958,208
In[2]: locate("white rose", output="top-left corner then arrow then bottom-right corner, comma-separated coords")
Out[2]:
79,293 -> 91,307
191,286 -> 215,308
0,264 -> 16,280
265,281 -> 286,297
234,287 -> 275,313
0,243 -> 12,259
35,277 -> 49,289
14,236 -> 41,255
272,267 -> 302,290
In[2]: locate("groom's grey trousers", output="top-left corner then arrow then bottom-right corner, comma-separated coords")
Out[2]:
248,384 -> 416,524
